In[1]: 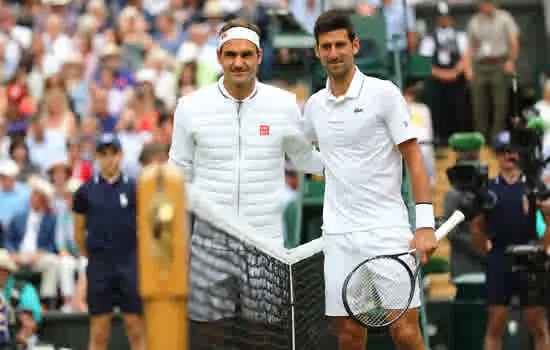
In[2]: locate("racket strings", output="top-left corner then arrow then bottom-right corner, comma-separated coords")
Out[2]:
345,256 -> 415,327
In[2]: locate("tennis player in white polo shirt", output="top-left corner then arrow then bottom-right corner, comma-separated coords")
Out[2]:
303,10 -> 438,350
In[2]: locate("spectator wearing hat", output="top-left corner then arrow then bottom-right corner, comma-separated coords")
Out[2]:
25,115 -> 67,175
0,160 -> 31,236
94,43 -> 136,90
67,137 -> 93,183
143,48 -> 178,110
132,68 -> 168,134
62,52 -> 90,121
470,130 -> 550,349
0,249 -> 42,347
46,158 -> 72,215
56,178 -> 85,313
5,176 -> 59,309
8,140 -> 41,183
73,133 -> 145,350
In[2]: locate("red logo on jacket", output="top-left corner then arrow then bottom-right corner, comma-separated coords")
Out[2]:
259,124 -> 270,136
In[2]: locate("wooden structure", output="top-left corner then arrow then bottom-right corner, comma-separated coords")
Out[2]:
137,164 -> 189,350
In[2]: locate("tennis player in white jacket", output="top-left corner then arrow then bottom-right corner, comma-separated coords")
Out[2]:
168,19 -> 325,345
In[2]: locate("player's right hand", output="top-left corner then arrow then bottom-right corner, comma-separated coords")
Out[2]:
409,227 -> 438,265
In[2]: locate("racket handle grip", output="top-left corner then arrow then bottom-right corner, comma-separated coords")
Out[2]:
435,210 -> 465,241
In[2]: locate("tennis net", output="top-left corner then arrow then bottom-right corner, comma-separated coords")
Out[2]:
186,187 -> 334,350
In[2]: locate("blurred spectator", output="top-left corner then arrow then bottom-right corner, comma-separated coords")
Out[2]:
0,117 -> 9,161
5,176 -> 59,309
56,178 -> 85,313
0,249 -> 42,347
117,107 -> 148,179
95,43 -> 136,90
419,2 -> 468,145
153,11 -> 186,55
132,68 -> 167,134
61,52 -> 90,120
78,118 -> 100,162
0,160 -> 31,235
0,32 -> 22,84
25,115 -> 67,174
138,142 -> 169,166
404,81 -> 434,186
368,0 -> 418,55
98,66 -> 128,118
46,159 -> 72,214
144,48 -> 178,110
41,87 -> 78,139
117,6 -> 153,73
287,0 -> 322,34
9,140 -> 41,183
89,87 -> 119,134
72,31 -> 99,82
203,0 -> 226,45
66,137 -> 93,182
464,0 -> 519,141
41,14 -> 75,65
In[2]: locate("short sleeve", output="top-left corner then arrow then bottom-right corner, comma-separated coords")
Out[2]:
406,7 -> 416,32
382,81 -> 416,146
72,185 -> 88,214
301,98 -> 318,142
503,11 -> 519,37
418,36 -> 435,57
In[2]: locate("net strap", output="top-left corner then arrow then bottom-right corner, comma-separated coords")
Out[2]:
186,185 -> 323,265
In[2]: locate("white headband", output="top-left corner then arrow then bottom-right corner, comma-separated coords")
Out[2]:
218,27 -> 260,50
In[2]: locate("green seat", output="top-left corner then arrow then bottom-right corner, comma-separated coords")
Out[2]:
350,14 -> 389,77
423,257 -> 450,276
13,269 -> 41,291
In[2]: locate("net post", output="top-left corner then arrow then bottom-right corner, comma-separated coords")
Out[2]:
138,164 -> 189,350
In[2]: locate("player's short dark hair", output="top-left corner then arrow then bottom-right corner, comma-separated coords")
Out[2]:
217,19 -> 261,53
314,10 -> 356,43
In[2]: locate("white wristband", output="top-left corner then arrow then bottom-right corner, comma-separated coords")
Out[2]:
415,203 -> 435,230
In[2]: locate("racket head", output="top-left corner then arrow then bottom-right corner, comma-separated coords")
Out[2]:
342,254 -> 417,328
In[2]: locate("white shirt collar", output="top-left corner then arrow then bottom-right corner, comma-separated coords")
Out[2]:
325,66 -> 365,102
217,76 -> 259,102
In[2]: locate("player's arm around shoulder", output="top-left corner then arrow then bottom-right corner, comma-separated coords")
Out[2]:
168,96 -> 195,182
281,91 -> 324,175
72,182 -> 89,258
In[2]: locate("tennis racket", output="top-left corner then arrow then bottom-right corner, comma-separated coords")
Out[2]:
341,210 -> 465,328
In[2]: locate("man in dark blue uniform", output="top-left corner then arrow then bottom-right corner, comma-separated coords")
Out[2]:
471,131 -> 550,350
72,134 -> 145,350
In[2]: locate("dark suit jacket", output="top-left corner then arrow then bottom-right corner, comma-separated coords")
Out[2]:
5,210 -> 57,254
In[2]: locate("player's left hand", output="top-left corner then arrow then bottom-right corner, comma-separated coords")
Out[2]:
409,228 -> 438,265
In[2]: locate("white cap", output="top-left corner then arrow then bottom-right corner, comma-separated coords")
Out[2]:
177,41 -> 200,64
27,175 -> 56,205
136,68 -> 156,83
65,178 -> 82,194
0,159 -> 19,177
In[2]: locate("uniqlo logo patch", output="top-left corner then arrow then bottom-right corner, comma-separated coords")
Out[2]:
259,124 -> 270,136
220,33 -> 228,40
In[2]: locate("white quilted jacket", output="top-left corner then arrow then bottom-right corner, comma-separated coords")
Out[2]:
169,78 -> 324,238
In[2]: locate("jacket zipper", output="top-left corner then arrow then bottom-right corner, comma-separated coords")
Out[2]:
235,101 -> 243,215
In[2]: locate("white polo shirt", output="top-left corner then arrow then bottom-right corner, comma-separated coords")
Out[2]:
302,67 -> 416,234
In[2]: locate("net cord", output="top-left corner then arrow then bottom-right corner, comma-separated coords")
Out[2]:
289,264 -> 296,350
186,185 -> 323,265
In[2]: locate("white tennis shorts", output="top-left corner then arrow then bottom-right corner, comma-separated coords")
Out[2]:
323,228 -> 422,317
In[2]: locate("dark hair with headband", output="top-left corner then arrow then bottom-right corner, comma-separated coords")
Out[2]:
314,10 -> 357,43
218,19 -> 261,53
